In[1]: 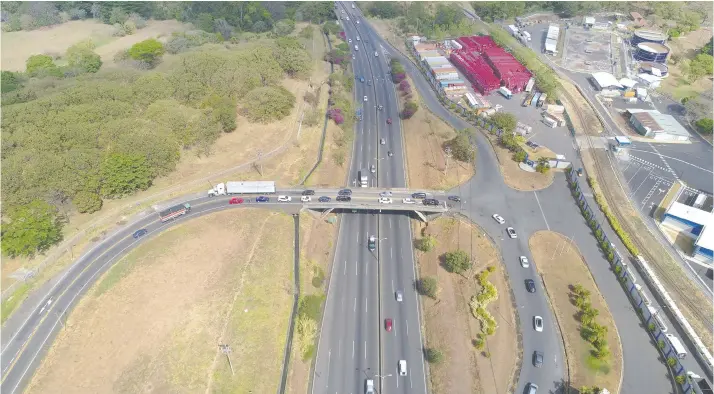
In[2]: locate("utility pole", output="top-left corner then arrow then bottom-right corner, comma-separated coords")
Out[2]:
219,344 -> 234,375
256,151 -> 263,176
444,147 -> 452,175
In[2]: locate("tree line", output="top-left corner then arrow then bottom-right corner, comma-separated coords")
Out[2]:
365,2 -> 477,40
1,2 -> 336,35
1,36 -> 314,257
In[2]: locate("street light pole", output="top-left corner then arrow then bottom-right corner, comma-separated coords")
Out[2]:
219,344 -> 234,375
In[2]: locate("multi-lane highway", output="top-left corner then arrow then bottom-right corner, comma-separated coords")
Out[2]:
312,3 -> 428,394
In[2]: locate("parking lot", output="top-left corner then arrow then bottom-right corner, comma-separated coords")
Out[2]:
563,26 -> 614,73
617,151 -> 675,216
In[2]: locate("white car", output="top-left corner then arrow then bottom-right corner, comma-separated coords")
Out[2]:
364,96 -> 368,102
492,214 -> 505,224
380,191 -> 392,197
374,51 -> 379,57
356,20 -> 360,24
348,38 -> 352,43
346,16 -> 350,20
370,164 -> 376,173
520,256 -> 529,268
380,138 -> 386,145
506,227 -> 517,239
379,197 -> 392,204
357,36 -> 360,41
300,196 -> 311,202
278,195 -> 292,202
395,291 -> 403,302
534,316 -> 544,332
352,54 -> 356,59
366,378 -> 374,394
398,360 -> 407,376
402,198 -> 415,204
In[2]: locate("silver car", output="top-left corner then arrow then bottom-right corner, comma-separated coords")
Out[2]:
395,291 -> 403,302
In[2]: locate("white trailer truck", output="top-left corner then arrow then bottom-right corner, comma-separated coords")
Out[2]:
208,181 -> 276,196
666,334 -> 687,359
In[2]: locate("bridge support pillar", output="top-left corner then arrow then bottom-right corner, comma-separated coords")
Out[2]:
413,210 -> 427,222
319,208 -> 334,220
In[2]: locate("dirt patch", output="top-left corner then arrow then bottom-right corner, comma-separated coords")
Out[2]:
1,20 -> 190,71
403,103 -> 475,190
529,231 -> 623,392
285,212 -> 340,394
26,209 -> 295,394
415,218 -> 517,394
485,134 -> 554,191
366,18 -> 408,55
1,26 -> 336,319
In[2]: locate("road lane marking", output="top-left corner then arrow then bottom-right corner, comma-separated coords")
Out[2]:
396,368 -> 399,388
364,341 -> 367,360
405,319 -> 409,337
355,261 -> 358,276
391,280 -> 394,294
533,191 -> 550,231
365,297 -> 368,313
352,341 -> 355,359
354,298 -> 357,312
344,260 -> 347,275
390,248 -> 393,260
409,368 -> 413,388
632,168 -> 655,195
326,350 -> 331,388
339,340 -> 341,357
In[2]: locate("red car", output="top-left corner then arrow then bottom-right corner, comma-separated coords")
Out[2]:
386,118 -> 392,124
229,197 -> 244,204
385,318 -> 393,332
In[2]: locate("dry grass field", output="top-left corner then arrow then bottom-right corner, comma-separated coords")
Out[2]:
26,209 -> 295,394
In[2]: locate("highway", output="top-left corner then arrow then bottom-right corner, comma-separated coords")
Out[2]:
312,3 -> 428,394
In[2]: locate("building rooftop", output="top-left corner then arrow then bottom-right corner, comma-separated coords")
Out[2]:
592,72 -> 622,88
666,202 -> 711,226
696,221 -> 714,251
584,16 -> 596,25
627,109 -> 690,137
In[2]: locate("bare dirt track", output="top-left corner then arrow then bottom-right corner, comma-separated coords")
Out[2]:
415,218 -> 517,394
26,209 -> 294,394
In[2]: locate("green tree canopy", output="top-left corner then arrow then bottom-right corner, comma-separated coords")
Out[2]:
443,250 -> 471,274
416,277 -> 438,298
127,38 -> 165,66
100,153 -> 152,198
274,37 -> 312,78
66,41 -> 103,74
25,54 -> 62,77
241,86 -> 295,123
490,112 -> 518,133
1,200 -> 64,257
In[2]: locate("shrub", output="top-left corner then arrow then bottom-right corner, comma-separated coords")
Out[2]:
444,132 -> 474,162
1,200 -> 64,258
416,235 -> 436,252
667,356 -> 677,367
242,86 -> 296,123
416,277 -> 438,298
512,150 -> 526,162
675,375 -> 686,385
401,100 -> 418,119
695,118 -> 713,135
443,250 -> 471,274
127,38 -> 165,67
328,108 -> 344,125
490,112 -> 517,133
424,348 -> 443,364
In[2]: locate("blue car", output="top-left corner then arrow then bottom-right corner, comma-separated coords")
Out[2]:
256,196 -> 270,202
359,76 -> 365,83
318,196 -> 331,202
132,229 -> 148,239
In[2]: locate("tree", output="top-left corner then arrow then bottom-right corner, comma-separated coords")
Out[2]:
299,25 -> 314,39
127,38 -> 165,67
201,94 -> 237,133
416,277 -> 438,298
214,18 -> 233,40
367,2 -> 400,19
25,54 -> 61,77
695,118 -> 713,135
424,348 -> 443,364
66,42 -> 103,74
401,101 -> 418,119
242,86 -> 296,123
490,112 -> 517,133
72,190 -> 103,213
443,250 -> 471,274
1,71 -> 24,93
273,19 -> 295,36
100,154 -> 152,198
513,150 -> 526,162
274,37 -> 312,78
109,6 -> 129,25
536,157 -> 550,173
687,53 -> 714,82
666,356 -> 677,367
1,200 -> 64,258
416,235 -> 436,252
444,132 -> 474,162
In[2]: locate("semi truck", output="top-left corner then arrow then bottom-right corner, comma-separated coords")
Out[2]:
159,203 -> 191,222
208,181 -> 276,197
359,169 -> 368,187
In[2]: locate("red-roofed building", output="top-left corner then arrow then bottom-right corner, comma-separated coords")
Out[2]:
450,51 -> 501,94
482,47 -> 532,92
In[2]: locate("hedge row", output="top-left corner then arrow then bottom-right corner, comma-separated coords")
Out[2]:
586,177 -> 640,257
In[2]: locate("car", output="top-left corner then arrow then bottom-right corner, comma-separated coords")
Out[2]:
380,138 -> 386,145
229,197 -> 244,205
398,360 -> 407,376
395,291 -> 403,302
368,235 -> 376,251
423,198 -> 439,206
525,279 -> 536,293
412,192 -> 427,199
367,80 -> 371,86
533,351 -> 544,368
387,118 -> 392,124
364,96 -> 368,102
301,196 -> 311,202
359,76 -> 365,83
338,189 -> 352,196
380,191 -> 393,197
336,195 -> 352,202
256,196 -> 269,203
318,196 -> 331,202
374,51 -> 379,57
352,54 -> 356,59
506,227 -> 517,239
402,198 -> 415,204
277,195 -> 292,202
348,38 -> 352,43
357,36 -> 360,41
492,214 -> 505,224
577,168 -> 584,177
385,318 -> 393,332
345,16 -> 349,20
526,382 -> 539,394
387,151 -> 393,157
520,256 -> 530,268
533,316 -> 544,332
378,105 -> 384,111
302,189 -> 315,196
356,20 -> 360,24
379,197 -> 392,204
448,195 -> 461,202
132,229 -> 148,239
366,379 -> 375,394
370,164 -> 376,173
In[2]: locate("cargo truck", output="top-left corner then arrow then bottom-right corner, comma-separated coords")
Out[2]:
498,86 -> 512,99
159,203 -> 191,222
208,181 -> 276,196
537,93 -> 547,107
359,169 -> 368,187
665,334 -> 687,359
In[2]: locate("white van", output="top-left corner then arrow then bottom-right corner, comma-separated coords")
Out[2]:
398,360 -> 407,376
